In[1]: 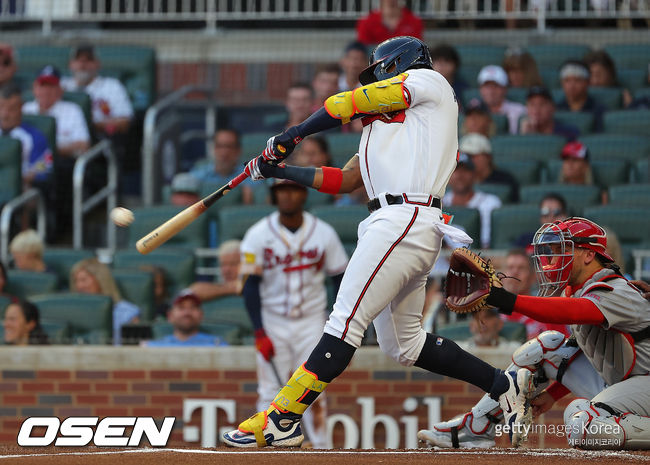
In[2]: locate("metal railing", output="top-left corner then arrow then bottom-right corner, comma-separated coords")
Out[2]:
0,188 -> 46,265
1,0 -> 647,33
73,140 -> 118,250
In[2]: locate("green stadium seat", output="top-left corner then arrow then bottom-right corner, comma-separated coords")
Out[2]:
128,205 -> 208,249
588,87 -> 622,110
20,114 -> 56,155
540,69 -> 560,89
527,44 -> 591,71
490,135 -> 566,162
326,133 -> 362,168
240,133 -> 273,163
603,44 -> 650,71
436,321 -> 526,343
580,134 -> 650,162
456,66 -> 482,89
15,46 -> 70,75
150,321 -> 240,345
113,249 -> 195,297
498,159 -> 541,186
31,293 -> 113,344
506,87 -> 528,105
0,295 -> 11,313
310,205 -> 368,244
218,205 -> 275,243
490,205 -> 540,249
304,189 -> 334,210
459,88 -> 480,108
604,110 -> 650,135
501,321 -> 527,343
634,88 -> 650,101
592,159 -> 630,188
39,320 -> 70,345
112,269 -> 155,322
5,270 -> 59,299
635,159 -> 649,183
202,295 -> 253,338
555,111 -> 594,134
443,206 -> 481,247
42,248 -> 95,289
608,184 -> 650,207
520,184 -> 600,214
456,45 -> 507,69
618,69 -> 647,92
583,206 -> 650,246
0,137 -> 22,205
477,183 -> 513,203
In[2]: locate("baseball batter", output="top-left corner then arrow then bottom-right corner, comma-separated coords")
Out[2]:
419,217 -> 650,450
224,36 -> 534,448
240,179 -> 348,448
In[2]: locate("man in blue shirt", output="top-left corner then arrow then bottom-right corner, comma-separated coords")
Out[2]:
145,289 -> 227,347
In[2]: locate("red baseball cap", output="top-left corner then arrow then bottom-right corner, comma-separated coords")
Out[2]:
561,141 -> 589,161
35,65 -> 61,86
172,288 -> 201,307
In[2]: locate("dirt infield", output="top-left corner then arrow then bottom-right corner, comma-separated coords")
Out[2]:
0,447 -> 649,465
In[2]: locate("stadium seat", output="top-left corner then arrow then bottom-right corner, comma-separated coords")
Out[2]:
39,320 -> 69,345
526,44 -> 591,71
490,135 -> 566,162
604,110 -> 650,135
0,137 -> 22,205
456,45 -> 507,69
112,269 -> 155,322
588,87 -> 622,110
603,44 -> 650,71
436,321 -> 526,343
506,87 -> 528,105
15,46 -> 70,75
456,66 -> 482,89
326,133 -> 362,168
20,114 -> 56,155
42,248 -> 96,289
580,134 -> 650,162
500,159 -> 541,186
608,184 -> 650,207
310,205 -> 368,244
0,295 -> 11,313
443,206 -> 481,247
128,205 -> 208,249
635,159 -> 649,183
31,293 -> 113,344
224,104 -> 287,134
583,206 -> 650,247
150,321 -> 240,345
202,295 -> 253,338
540,69 -> 560,89
591,159 -> 630,188
5,270 -> 59,299
477,183 -> 513,203
555,111 -> 594,134
218,205 -> 275,243
240,133 -> 274,163
113,249 -> 195,297
634,87 -> 650,101
520,184 -> 600,214
490,205 -> 541,249
304,189 -> 333,210
618,69 -> 647,92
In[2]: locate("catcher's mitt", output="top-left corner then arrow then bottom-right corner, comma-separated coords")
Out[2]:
444,247 -> 502,314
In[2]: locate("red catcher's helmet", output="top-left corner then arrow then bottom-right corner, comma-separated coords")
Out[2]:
532,217 -> 614,296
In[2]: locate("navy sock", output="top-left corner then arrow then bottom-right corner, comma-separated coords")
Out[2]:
304,333 -> 356,383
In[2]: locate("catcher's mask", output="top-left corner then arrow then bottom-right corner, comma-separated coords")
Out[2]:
532,217 -> 613,296
358,36 -> 433,86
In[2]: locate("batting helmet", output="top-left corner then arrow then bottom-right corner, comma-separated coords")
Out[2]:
358,36 -> 433,86
532,217 -> 614,296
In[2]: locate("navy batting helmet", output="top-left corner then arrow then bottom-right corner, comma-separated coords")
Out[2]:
359,36 -> 433,86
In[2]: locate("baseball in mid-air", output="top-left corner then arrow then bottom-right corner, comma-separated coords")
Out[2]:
110,207 -> 134,227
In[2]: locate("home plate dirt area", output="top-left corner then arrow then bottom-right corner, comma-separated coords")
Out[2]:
0,447 -> 649,465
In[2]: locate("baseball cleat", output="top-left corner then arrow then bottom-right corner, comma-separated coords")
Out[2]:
222,408 -> 304,448
417,411 -> 496,448
498,369 -> 535,448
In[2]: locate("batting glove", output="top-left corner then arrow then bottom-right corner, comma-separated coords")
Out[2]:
262,127 -> 302,163
244,156 -> 281,181
254,329 -> 275,362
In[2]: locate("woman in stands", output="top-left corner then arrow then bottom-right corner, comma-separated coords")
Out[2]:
3,299 -> 48,345
70,258 -> 140,345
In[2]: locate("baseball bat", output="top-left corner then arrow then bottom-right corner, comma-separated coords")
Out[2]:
269,358 -> 285,387
136,171 -> 249,255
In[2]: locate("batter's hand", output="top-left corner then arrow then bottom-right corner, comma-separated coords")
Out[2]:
262,128 -> 301,163
254,329 -> 275,362
531,390 -> 555,417
244,156 -> 280,181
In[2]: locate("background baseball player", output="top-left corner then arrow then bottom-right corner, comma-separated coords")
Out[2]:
223,36 -> 535,448
419,217 -> 650,450
240,179 -> 348,448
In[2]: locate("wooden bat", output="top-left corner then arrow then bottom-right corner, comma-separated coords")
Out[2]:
136,171 -> 249,255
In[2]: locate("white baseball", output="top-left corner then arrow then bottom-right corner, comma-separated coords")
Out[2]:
110,207 -> 134,227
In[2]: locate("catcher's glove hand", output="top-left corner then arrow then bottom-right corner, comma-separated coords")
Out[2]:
444,247 -> 503,314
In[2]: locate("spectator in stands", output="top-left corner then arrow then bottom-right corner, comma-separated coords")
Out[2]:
0,83 -> 53,191
169,173 -> 201,207
23,65 -> 91,158
285,82 -> 314,129
442,153 -> 502,248
0,43 -> 17,88
190,240 -> 242,302
460,98 -> 495,137
514,192 -> 568,250
338,41 -> 368,92
519,86 -> 580,141
431,43 -> 468,102
477,65 -> 526,134
459,133 -> 519,201
559,140 -> 594,185
499,249 -> 570,338
356,0 -> 423,45
3,299 -> 48,345
145,288 -> 227,347
458,308 -> 521,351
70,258 -> 140,346
190,128 -> 253,204
9,229 -> 50,274
61,44 -> 134,137
583,50 -> 632,108
311,64 -> 340,111
139,265 -> 170,319
292,136 -> 333,168
502,48 -> 543,88
557,60 -> 605,132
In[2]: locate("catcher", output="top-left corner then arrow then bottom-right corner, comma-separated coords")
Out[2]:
419,217 -> 650,450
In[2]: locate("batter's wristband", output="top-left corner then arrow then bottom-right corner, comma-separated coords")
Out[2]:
318,166 -> 343,194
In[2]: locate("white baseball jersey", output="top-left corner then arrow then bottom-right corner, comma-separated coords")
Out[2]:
357,68 -> 459,200
22,100 -> 90,147
61,76 -> 134,123
240,211 -> 348,318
